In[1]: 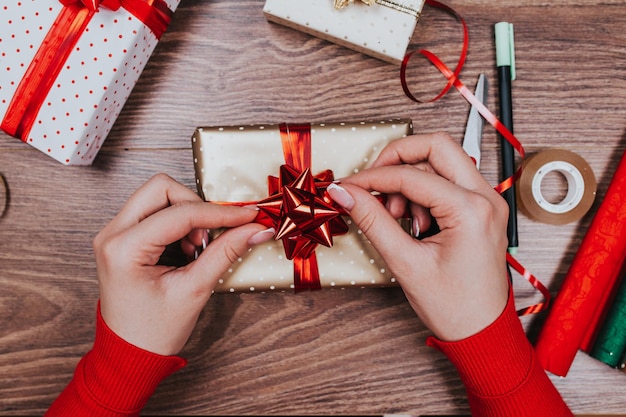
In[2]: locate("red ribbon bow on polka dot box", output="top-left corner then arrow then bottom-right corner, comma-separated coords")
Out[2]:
191,120 -> 413,294
0,0 -> 179,165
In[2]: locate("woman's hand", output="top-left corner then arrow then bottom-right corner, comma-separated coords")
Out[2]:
93,174 -> 273,356
328,133 -> 510,341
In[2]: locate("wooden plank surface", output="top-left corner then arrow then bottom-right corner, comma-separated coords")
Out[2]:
1,0 -> 625,414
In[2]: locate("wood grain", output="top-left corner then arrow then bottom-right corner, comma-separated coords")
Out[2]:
1,0 -> 625,414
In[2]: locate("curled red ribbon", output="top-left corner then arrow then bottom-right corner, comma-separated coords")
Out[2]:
1,0 -> 173,142
401,0 -> 549,315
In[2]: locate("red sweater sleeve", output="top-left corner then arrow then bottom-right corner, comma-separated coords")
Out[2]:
427,290 -> 573,417
45,304 -> 187,417
46,296 -> 572,415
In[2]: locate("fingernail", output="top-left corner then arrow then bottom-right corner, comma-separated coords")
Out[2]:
412,216 -> 420,238
327,183 -> 355,210
248,227 -> 275,246
243,204 -> 260,211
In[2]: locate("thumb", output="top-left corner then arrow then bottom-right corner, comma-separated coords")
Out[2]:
327,183 -> 416,267
185,223 -> 273,292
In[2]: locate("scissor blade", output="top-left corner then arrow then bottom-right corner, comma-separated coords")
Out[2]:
463,73 -> 488,169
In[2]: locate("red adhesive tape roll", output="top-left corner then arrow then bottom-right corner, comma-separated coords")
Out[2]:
535,149 -> 626,376
517,149 -> 596,225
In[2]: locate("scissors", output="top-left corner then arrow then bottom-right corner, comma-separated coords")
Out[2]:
462,73 -> 488,169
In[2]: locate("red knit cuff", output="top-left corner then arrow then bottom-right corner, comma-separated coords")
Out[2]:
426,288 -> 533,398
75,303 -> 187,413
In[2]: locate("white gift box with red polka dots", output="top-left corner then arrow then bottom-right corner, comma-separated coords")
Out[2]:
0,0 -> 180,165
263,0 -> 425,65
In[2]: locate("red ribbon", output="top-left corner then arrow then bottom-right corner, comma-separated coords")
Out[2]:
255,124 -> 349,292
401,0 -> 549,315
1,0 -> 173,142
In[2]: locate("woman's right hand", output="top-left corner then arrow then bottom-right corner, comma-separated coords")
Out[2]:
327,133 -> 510,341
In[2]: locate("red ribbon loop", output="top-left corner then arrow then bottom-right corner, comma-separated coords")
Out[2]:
401,0 -> 549,315
401,0 -> 468,104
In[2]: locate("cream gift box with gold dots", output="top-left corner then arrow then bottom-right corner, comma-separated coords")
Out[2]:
263,0 -> 425,65
0,0 -> 180,165
191,119 -> 413,293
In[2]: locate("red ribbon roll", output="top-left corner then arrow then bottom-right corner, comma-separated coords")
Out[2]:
1,0 -> 173,142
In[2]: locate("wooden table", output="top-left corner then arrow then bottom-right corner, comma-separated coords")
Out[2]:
1,0 -> 625,414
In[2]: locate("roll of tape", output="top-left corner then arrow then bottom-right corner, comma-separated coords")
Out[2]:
517,149 -> 596,225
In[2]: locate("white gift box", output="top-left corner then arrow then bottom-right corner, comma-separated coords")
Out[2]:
0,0 -> 180,165
263,0 -> 425,65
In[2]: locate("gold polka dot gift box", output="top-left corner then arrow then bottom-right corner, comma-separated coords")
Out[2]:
0,0 -> 180,165
192,119 -> 413,294
263,0 -> 426,65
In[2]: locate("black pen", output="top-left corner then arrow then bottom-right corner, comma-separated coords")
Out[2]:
495,22 -> 518,255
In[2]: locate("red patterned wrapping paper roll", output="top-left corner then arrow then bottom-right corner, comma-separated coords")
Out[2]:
535,149 -> 626,377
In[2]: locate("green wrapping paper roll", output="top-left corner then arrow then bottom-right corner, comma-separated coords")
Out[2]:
591,272 -> 626,367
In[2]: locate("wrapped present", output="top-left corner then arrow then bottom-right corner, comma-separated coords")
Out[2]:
263,0 -> 426,65
0,0 -> 180,165
192,119 -> 413,293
